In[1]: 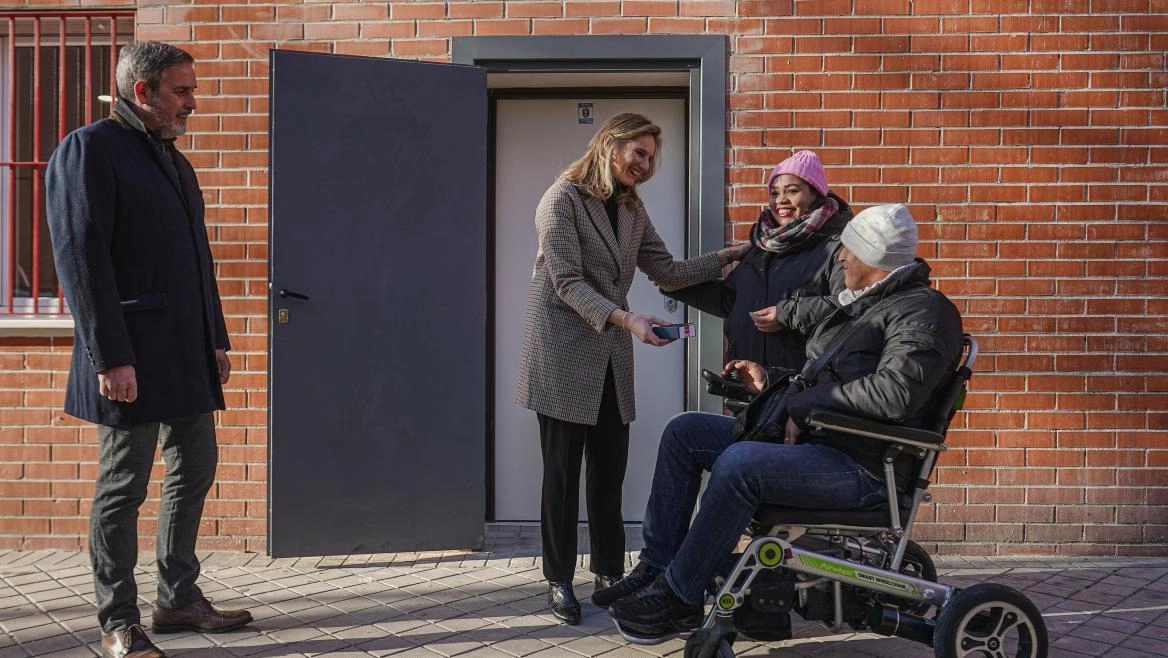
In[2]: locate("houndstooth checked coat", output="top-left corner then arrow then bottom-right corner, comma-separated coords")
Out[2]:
516,180 -> 722,426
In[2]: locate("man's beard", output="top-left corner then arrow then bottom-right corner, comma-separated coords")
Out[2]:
147,93 -> 189,139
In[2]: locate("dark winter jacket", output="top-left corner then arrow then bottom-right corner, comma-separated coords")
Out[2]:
786,260 -> 964,490
46,101 -> 229,427
665,194 -> 852,372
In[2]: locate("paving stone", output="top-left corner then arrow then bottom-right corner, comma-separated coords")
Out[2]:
29,645 -> 101,658
1052,633 -> 1115,655
1102,649 -> 1159,658
0,645 -> 37,658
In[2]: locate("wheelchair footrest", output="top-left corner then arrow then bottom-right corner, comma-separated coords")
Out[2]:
733,576 -> 794,641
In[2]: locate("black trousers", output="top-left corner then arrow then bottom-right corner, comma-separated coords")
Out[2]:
537,366 -> 630,583
90,413 -> 217,633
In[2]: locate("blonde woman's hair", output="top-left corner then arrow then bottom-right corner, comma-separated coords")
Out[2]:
560,112 -> 662,207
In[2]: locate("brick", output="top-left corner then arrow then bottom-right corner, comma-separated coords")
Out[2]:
221,6 -> 274,22
449,2 -> 504,18
303,22 -> 358,40
417,20 -> 473,38
911,35 -> 969,52
623,0 -> 679,16
678,0 -> 735,16
793,36 -> 851,54
391,2 -> 444,19
391,39 -> 449,57
589,17 -> 648,33
1027,487 -> 1086,506
360,22 -> 416,39
1092,33 -> 1150,51
913,72 -> 970,90
648,17 -> 705,33
1024,524 -> 1084,543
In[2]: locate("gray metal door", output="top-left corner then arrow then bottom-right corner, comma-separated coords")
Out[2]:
268,50 -> 486,557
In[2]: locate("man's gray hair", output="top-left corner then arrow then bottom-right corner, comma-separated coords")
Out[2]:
115,41 -> 194,100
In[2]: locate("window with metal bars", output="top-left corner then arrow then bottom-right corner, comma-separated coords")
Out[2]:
0,11 -> 134,315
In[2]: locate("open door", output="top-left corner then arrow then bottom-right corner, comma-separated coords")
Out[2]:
268,50 -> 486,557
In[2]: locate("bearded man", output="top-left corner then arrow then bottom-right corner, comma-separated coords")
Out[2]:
47,41 -> 251,658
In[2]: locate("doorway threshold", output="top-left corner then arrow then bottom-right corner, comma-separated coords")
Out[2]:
484,522 -> 646,556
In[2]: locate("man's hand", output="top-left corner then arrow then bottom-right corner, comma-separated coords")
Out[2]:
216,349 -> 231,385
784,417 -> 802,445
749,306 -> 784,333
723,359 -> 767,395
98,364 -> 138,403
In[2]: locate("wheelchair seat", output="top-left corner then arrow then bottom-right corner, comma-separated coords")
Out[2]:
754,502 -> 914,528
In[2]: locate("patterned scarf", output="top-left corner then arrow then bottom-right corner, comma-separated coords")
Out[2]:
750,195 -> 839,255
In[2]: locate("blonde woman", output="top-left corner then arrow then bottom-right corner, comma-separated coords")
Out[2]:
516,113 -> 748,624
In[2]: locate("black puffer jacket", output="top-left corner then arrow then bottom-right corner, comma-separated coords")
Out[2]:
666,194 -> 852,372
786,260 -> 964,490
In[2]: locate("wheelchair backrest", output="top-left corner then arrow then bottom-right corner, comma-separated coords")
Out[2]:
920,334 -> 978,437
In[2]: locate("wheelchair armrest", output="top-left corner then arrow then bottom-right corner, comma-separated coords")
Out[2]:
807,411 -> 945,452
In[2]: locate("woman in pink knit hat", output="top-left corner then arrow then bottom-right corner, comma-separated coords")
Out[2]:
665,150 -> 852,377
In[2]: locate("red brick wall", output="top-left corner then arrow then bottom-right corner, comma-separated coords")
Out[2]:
1,0 -> 1165,556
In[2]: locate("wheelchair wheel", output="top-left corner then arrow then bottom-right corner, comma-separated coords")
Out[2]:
891,540 -> 937,615
933,583 -> 1048,658
684,628 -> 735,658
894,540 -> 937,582
868,539 -> 936,616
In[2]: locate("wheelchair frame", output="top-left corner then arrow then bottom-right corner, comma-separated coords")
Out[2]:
614,335 -> 1049,657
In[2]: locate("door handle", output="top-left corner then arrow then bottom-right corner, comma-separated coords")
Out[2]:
278,289 -> 309,300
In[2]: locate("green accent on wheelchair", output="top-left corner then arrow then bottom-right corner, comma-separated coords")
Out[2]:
797,555 -> 916,594
798,555 -> 857,579
758,541 -> 783,567
718,594 -> 736,610
954,388 -> 967,411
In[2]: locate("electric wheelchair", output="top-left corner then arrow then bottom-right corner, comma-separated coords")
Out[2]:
616,335 -> 1049,657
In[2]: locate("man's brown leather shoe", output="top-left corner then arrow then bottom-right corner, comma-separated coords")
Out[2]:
151,597 -> 252,634
101,624 -> 166,658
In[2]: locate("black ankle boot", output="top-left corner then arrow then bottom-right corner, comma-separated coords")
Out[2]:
593,573 -> 621,591
547,581 -> 581,624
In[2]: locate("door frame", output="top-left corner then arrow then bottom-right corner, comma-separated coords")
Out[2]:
454,39 -> 728,506
454,35 -> 728,523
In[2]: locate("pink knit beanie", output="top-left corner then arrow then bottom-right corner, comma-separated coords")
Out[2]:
767,150 -> 829,198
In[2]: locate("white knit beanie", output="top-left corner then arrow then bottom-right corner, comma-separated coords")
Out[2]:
840,204 -> 919,271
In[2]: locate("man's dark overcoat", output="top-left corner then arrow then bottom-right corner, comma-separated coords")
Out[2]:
46,101 -> 229,427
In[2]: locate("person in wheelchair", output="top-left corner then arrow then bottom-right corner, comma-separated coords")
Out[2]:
596,203 -> 964,639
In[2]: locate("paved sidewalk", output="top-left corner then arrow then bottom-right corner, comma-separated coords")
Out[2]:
2,544 -> 1167,657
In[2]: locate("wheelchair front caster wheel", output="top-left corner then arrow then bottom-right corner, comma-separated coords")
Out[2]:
684,628 -> 735,658
933,583 -> 1048,658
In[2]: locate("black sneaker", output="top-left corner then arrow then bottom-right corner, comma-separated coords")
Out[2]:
608,573 -> 704,638
592,561 -> 660,608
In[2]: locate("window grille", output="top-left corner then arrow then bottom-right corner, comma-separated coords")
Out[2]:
0,11 -> 134,315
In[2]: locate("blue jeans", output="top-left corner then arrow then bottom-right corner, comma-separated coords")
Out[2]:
91,413 -> 217,633
639,412 -> 886,603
